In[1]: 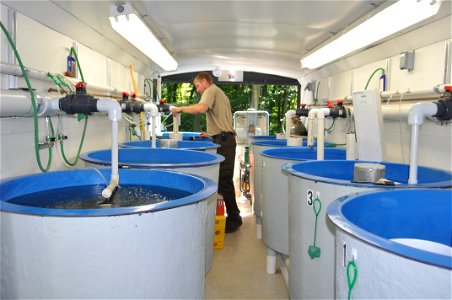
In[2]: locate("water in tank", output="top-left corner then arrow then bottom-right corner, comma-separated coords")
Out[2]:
0,168 -> 217,299
282,160 -> 452,299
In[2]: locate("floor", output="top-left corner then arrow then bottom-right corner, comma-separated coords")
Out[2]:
205,196 -> 289,299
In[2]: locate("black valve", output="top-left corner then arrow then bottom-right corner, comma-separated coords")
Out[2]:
433,96 -> 452,121
296,103 -> 310,117
59,81 -> 98,115
157,99 -> 171,113
329,100 -> 347,118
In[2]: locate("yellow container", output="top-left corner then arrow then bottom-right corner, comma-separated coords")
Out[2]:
213,216 -> 226,249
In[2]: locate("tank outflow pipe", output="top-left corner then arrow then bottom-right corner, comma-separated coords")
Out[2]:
407,95 -> 452,184
307,108 -> 331,160
59,82 -> 122,198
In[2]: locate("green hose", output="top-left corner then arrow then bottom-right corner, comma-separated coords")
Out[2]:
70,47 -> 85,83
1,21 -> 53,172
347,259 -> 358,300
59,117 -> 89,166
364,67 -> 385,90
59,47 -> 89,166
47,72 -> 68,93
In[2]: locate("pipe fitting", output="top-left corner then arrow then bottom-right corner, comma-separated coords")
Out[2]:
97,98 -> 122,122
407,102 -> 438,125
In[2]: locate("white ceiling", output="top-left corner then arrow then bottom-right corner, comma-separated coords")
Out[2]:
3,1 -> 450,79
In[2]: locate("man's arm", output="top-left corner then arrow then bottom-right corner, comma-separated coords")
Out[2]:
172,102 -> 208,116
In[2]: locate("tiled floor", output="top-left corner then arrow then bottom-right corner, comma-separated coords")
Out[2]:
205,196 -> 289,299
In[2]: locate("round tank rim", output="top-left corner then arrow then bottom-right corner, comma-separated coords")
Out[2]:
282,160 -> 452,188
80,148 -> 225,168
327,189 -> 452,270
0,169 -> 217,217
260,146 -> 345,160
119,140 -> 220,150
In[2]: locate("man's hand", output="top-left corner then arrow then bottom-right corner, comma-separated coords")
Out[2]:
199,132 -> 209,138
172,106 -> 183,116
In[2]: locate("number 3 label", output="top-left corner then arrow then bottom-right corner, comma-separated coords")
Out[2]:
307,189 -> 314,206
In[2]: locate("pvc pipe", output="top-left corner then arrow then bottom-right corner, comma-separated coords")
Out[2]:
407,102 -> 438,184
266,248 -> 277,274
96,98 -> 122,198
307,109 -> 317,147
307,108 -> 331,160
256,216 -> 262,239
143,103 -> 159,148
277,254 -> 289,289
285,110 -> 296,139
0,89 -> 61,117
340,85 -> 450,102
0,62 -> 146,98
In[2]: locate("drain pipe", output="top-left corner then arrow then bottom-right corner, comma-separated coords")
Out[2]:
307,108 -> 331,160
407,95 -> 452,184
59,82 -> 122,198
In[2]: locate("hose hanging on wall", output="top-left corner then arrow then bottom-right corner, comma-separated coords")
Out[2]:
0,21 -> 53,172
57,47 -> 89,166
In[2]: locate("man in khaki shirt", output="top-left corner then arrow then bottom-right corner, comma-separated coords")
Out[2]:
172,72 -> 242,233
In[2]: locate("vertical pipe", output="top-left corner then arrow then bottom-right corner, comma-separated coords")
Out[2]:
151,115 -> 157,148
408,124 -> 420,185
443,41 -> 451,84
266,248 -> 277,274
7,9 -> 17,89
317,112 -> 325,160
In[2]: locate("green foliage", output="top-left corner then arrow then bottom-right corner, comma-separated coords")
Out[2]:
162,82 -> 298,134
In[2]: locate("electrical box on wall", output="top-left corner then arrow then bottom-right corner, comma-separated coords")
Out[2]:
352,90 -> 385,161
400,51 -> 415,71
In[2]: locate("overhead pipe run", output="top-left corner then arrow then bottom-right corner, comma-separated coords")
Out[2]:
0,62 -> 146,99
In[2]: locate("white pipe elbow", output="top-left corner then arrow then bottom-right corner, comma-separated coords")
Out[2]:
144,103 -> 159,116
97,98 -> 122,122
285,109 -> 296,118
407,102 -> 438,125
102,174 -> 119,198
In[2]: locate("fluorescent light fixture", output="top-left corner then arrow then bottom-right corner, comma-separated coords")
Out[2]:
300,0 -> 443,69
109,3 -> 178,71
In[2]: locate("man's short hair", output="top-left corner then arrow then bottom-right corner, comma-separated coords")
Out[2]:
194,72 -> 213,84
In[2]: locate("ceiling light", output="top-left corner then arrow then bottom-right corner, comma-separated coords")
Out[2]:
300,0 -> 443,69
109,3 -> 178,71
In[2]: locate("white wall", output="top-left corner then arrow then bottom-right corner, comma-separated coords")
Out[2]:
305,34 -> 452,172
0,5 -> 145,180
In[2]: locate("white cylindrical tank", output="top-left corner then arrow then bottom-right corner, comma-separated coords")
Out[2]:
120,140 -> 220,153
260,147 -> 346,256
0,168 -> 217,299
80,148 -> 224,273
328,189 -> 452,299
282,160 -> 452,299
250,139 -> 292,238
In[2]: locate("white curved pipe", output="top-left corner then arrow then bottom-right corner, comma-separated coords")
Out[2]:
284,110 -> 296,139
407,102 -> 438,184
96,99 -> 122,198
